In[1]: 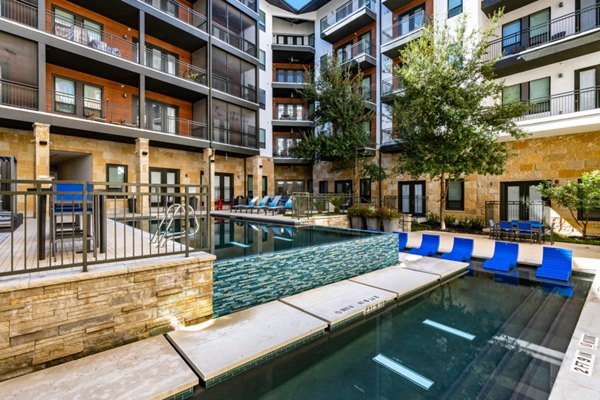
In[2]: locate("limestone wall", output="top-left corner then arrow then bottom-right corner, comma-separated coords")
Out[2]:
0,254 -> 214,382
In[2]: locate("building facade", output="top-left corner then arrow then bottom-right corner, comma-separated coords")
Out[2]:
1,0 -> 599,234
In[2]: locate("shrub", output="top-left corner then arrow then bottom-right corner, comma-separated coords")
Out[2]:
426,212 -> 440,225
376,207 -> 401,219
363,205 -> 377,218
444,215 -> 456,227
469,217 -> 485,231
328,195 -> 345,213
347,204 -> 365,218
314,198 -> 327,213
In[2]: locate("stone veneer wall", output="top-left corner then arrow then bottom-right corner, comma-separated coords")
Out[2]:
0,254 -> 214,382
213,233 -> 398,317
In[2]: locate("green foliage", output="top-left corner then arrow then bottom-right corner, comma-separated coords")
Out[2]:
444,215 -> 457,227
361,162 -> 388,182
389,13 -> 528,229
328,195 -> 345,212
537,170 -> 600,237
363,205 -> 377,219
314,198 -> 327,213
347,203 -> 365,218
376,207 -> 401,220
290,56 -> 378,177
425,212 -> 440,225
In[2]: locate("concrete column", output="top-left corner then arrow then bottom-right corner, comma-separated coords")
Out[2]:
203,148 -> 215,211
251,156 -> 262,198
33,123 -> 50,181
135,138 -> 150,214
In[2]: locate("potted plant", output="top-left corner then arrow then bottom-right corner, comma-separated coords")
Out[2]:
377,207 -> 402,233
363,205 -> 379,231
347,204 -> 365,229
328,195 -> 344,213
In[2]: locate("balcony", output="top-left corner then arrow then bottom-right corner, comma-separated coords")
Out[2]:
212,75 -> 256,103
0,79 -> 38,111
381,76 -> 402,103
379,128 -> 403,153
272,106 -> 313,128
381,0 -> 416,12
361,85 -> 376,110
272,34 -> 315,63
235,0 -> 258,13
335,40 -> 377,71
212,21 -> 257,58
273,138 -> 311,164
515,86 -> 600,121
213,127 -> 257,148
486,4 -> 600,77
481,0 -> 538,15
381,11 -> 429,59
137,0 -> 208,33
272,70 -> 309,97
0,0 -> 37,28
320,0 -> 376,44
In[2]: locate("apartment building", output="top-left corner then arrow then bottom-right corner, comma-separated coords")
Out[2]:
1,0 -> 599,233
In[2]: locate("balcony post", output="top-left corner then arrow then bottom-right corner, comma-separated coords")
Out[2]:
135,138 -> 150,215
203,148 -> 215,211
32,123 -> 51,182
37,44 -> 46,112
251,156 -> 262,198
37,0 -> 45,31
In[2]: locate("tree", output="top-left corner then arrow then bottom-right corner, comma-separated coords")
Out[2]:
290,55 -> 386,190
389,13 -> 528,230
537,171 -> 600,237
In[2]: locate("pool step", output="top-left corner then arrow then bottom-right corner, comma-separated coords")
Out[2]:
166,301 -> 328,388
349,265 -> 441,301
0,336 -> 198,400
398,254 -> 469,282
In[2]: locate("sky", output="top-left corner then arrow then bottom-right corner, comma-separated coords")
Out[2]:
283,0 -> 315,10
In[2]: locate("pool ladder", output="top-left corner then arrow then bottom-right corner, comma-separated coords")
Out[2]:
151,203 -> 200,248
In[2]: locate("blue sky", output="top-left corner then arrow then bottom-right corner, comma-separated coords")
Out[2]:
283,0 -> 314,10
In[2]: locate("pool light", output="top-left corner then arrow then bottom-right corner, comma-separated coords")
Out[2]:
422,319 -> 475,341
373,354 -> 434,390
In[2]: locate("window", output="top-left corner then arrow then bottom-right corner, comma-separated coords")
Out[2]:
276,35 -> 306,45
502,20 -> 521,53
134,97 -> 178,134
276,103 -> 305,120
247,175 -> 253,197
212,47 -> 256,101
359,31 -> 371,55
275,69 -> 304,83
259,10 -> 265,31
54,77 -> 76,114
577,177 -> 600,221
211,0 -> 257,57
259,89 -> 265,109
446,180 -> 464,211
529,77 -> 550,114
259,49 -> 265,70
334,180 -> 352,194
212,99 -> 257,147
106,164 -> 127,192
529,9 -> 550,46
54,77 -> 103,118
262,176 -> 267,197
361,76 -> 372,101
397,6 -> 425,36
52,8 -> 103,47
448,0 -> 462,18
503,84 -> 521,105
259,128 -> 266,148
83,84 -> 102,117
399,181 -> 426,216
144,44 -> 179,76
319,181 -> 329,193
276,180 -> 304,196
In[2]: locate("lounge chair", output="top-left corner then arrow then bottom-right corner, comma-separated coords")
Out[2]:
256,195 -> 282,214
393,231 -> 408,251
483,241 -> 518,272
535,247 -> 572,282
440,237 -> 474,262
409,234 -> 440,257
241,196 -> 269,213
232,196 -> 258,213
267,197 -> 293,215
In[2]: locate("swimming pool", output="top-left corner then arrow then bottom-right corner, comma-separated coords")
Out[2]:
194,262 -> 593,399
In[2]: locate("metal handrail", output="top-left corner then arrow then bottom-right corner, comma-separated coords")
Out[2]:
143,49 -> 208,85
513,85 -> 600,121
0,79 -> 38,110
137,0 -> 207,32
272,33 -> 316,48
485,4 -> 600,61
212,21 -> 257,57
212,127 -> 258,148
320,0 -> 376,31
0,0 -> 37,27
382,10 -> 429,44
212,74 -> 257,102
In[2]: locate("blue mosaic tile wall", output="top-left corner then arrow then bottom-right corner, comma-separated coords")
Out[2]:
213,233 -> 399,317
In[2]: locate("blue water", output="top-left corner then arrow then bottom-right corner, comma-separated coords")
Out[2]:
194,263 -> 592,399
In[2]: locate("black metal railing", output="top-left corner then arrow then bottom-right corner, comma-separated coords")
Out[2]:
273,33 -> 315,48
143,49 -> 208,85
485,4 -> 600,61
140,0 -> 207,31
0,79 -> 38,110
273,106 -> 311,121
513,86 -> 600,121
212,127 -> 257,148
212,22 -> 257,57
382,10 -> 429,44
485,200 -> 549,224
212,75 -> 257,102
0,0 -> 37,27
0,180 -> 208,277
320,0 -> 376,31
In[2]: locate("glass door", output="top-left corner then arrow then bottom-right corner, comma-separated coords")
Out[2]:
398,181 -> 425,216
501,181 -> 543,221
360,179 -> 371,203
149,168 -> 180,207
529,9 -> 550,46
577,67 -> 597,111
578,0 -> 599,32
214,173 -> 233,204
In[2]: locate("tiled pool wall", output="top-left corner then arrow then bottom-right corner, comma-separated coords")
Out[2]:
213,232 -> 399,317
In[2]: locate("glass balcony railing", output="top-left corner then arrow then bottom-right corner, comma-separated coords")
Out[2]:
212,75 -> 257,103
213,127 -> 257,148
139,0 -> 207,32
381,76 -> 401,97
485,4 -> 600,61
212,22 -> 257,57
333,39 -> 376,65
382,10 -> 429,44
143,50 -> 208,85
0,0 -> 37,27
320,0 -> 376,31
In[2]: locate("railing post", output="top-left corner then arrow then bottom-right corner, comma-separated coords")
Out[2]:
82,181 -> 88,272
185,185 -> 189,257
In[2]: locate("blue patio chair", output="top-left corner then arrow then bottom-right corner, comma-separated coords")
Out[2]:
440,237 -> 474,262
54,183 -> 93,212
232,196 -> 258,213
256,195 -> 282,214
393,231 -> 408,251
516,222 -> 534,243
483,241 -> 519,272
242,196 -> 269,213
498,221 -> 514,241
267,196 -> 293,215
409,234 -> 440,257
536,247 -> 573,282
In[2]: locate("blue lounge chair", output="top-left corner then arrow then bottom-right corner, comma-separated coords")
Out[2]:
232,196 -> 258,213
498,221 -> 514,240
440,237 -> 474,262
256,195 -> 282,214
409,234 -> 440,257
483,241 -> 518,272
267,196 -> 293,215
242,196 -> 269,213
393,231 -> 408,251
536,247 -> 573,282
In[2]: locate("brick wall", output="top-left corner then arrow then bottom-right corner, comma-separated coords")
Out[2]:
0,254 -> 213,382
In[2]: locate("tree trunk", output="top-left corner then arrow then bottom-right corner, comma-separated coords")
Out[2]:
440,176 -> 447,231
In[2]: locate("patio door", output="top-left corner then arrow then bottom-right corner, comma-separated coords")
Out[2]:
214,173 -> 233,204
398,181 -> 425,216
150,168 -> 179,207
360,178 -> 371,203
501,181 -> 543,222
578,0 -> 599,32
576,67 -> 598,111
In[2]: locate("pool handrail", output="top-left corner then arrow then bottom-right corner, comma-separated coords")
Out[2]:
440,237 -> 474,262
535,247 -> 573,282
483,241 -> 518,272
393,231 -> 408,251
409,234 -> 440,256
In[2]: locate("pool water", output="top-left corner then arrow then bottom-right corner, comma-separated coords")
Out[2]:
194,263 -> 592,400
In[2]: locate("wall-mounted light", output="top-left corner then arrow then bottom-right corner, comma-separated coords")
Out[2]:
558,73 -> 563,78
559,2 -> 564,7
259,165 -> 263,169
123,93 -> 128,98
210,159 -> 215,163
142,151 -> 148,156
39,140 -> 48,146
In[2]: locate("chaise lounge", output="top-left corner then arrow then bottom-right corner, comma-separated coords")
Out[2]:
409,234 -> 440,257
483,241 -> 518,272
440,237 -> 474,262
535,247 -> 573,282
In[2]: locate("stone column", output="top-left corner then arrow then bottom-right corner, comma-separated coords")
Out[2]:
135,138 -> 150,215
251,156 -> 262,198
33,123 -> 51,182
203,148 -> 215,212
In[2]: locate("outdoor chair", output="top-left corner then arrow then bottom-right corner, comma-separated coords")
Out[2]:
267,197 -> 293,215
498,221 -> 514,241
394,231 -> 408,251
409,234 -> 440,257
488,219 -> 497,239
440,237 -> 474,262
241,196 -> 269,213
232,196 -> 258,212
256,195 -> 282,214
516,222 -> 534,243
483,241 -> 518,272
535,247 -> 572,282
